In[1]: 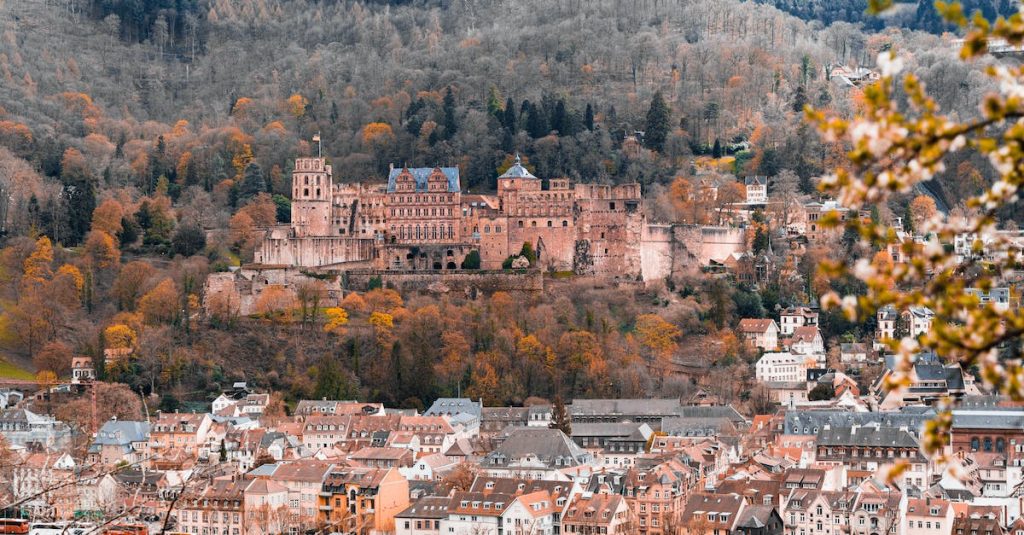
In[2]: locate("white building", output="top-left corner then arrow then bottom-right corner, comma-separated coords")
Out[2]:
739,319 -> 780,351
744,176 -> 768,204
780,306 -> 818,335
755,352 -> 806,383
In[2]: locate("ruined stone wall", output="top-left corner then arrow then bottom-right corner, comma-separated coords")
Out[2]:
573,184 -> 644,279
377,244 -> 476,270
638,224 -> 747,283
344,269 -> 543,296
203,267 -> 342,316
255,231 -> 376,268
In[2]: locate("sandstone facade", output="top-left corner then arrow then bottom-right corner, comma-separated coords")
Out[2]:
254,156 -> 747,283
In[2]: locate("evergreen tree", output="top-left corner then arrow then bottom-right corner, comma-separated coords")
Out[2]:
584,103 -> 594,131
314,357 -> 353,400
712,138 -> 723,158
442,87 -> 458,139
549,395 -> 571,435
792,85 -> 809,113
551,99 -> 569,135
171,225 -> 206,257
753,227 -> 770,254
525,102 -> 548,139
63,178 -> 96,246
502,97 -> 517,132
644,91 -> 670,152
238,162 -> 266,203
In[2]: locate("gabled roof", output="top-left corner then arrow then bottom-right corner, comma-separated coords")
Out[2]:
744,175 -> 767,186
791,326 -> 821,344
738,318 -> 777,333
387,166 -> 460,193
396,496 -> 451,520
484,428 -> 589,468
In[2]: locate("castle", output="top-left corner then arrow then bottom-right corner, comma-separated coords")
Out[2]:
255,156 -> 650,278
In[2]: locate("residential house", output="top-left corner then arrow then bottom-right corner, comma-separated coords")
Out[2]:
625,460 -> 691,534
814,424 -> 929,488
787,326 -> 824,358
149,412 -> 213,457
756,353 -> 807,383
176,477 -> 247,535
739,319 -> 780,351
680,493 -> 746,535
779,307 -> 818,336
349,446 -> 415,469
319,467 -> 409,535
745,176 -> 768,204
0,408 -> 72,450
481,428 -> 592,479
840,343 -> 870,365
570,423 -> 653,467
876,305 -> 898,342
87,419 -> 150,467
562,492 -> 635,535
243,478 -> 291,535
70,357 -> 94,384
396,496 -> 449,535
965,287 -> 1011,312
253,460 -> 335,529
902,498 -> 954,535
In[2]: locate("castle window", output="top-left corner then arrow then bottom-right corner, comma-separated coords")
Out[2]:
484,225 -> 490,233
304,176 -> 309,185
496,226 -> 501,233
519,221 -> 524,228
547,220 -> 552,227
316,188 -> 320,196
304,188 -> 309,196
609,202 -> 616,210
531,221 -> 537,227
600,232 -> 605,239
562,220 -> 568,227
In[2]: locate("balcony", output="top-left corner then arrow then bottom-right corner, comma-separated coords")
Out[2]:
319,505 -> 332,512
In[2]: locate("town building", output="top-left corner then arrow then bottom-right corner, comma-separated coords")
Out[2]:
756,352 -> 807,383
779,307 -> 818,336
739,319 -> 781,351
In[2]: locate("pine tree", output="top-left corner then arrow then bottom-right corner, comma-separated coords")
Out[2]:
712,138 -> 723,158
443,87 -> 458,139
549,395 -> 571,435
644,91 -> 670,152
551,99 -> 569,135
584,103 -> 594,131
503,98 -> 517,132
525,102 -> 548,139
239,162 -> 266,203
792,85 -> 809,113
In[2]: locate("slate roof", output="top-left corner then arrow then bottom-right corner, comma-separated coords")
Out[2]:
815,425 -> 919,448
783,410 -> 933,436
744,175 -> 768,186
484,428 -> 590,468
90,420 -> 150,453
387,167 -> 460,193
396,495 -> 450,520
660,416 -> 737,437
424,398 -> 482,418
673,405 -> 748,425
498,155 -> 537,179
571,423 -> 648,438
569,399 -> 682,418
736,505 -> 777,529
951,409 -> 1024,430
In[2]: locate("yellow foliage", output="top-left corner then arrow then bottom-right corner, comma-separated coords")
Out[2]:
104,324 -> 138,349
369,311 -> 394,330
139,278 -> 179,325
22,236 -> 53,286
55,264 -> 84,292
635,314 -> 681,361
286,94 -> 308,118
362,122 -> 394,145
323,307 -> 349,334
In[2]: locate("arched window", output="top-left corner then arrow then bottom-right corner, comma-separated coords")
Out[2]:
562,220 -> 568,227
547,220 -> 553,227
996,438 -> 1006,452
984,437 -> 993,452
531,221 -> 537,227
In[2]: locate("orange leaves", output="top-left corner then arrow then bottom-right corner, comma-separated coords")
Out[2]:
92,198 -> 124,237
361,122 -> 394,146
22,236 -> 53,288
286,94 -> 308,118
635,314 -> 681,361
139,278 -> 178,325
231,97 -> 255,117
84,230 -> 121,269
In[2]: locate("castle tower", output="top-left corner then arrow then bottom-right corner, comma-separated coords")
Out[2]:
291,157 -> 333,237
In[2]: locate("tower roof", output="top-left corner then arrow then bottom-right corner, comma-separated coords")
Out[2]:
499,154 -> 537,179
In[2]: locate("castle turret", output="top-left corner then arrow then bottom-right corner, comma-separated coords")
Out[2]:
291,157 -> 332,237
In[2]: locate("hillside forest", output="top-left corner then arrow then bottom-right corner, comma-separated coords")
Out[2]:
0,0 -> 1013,414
